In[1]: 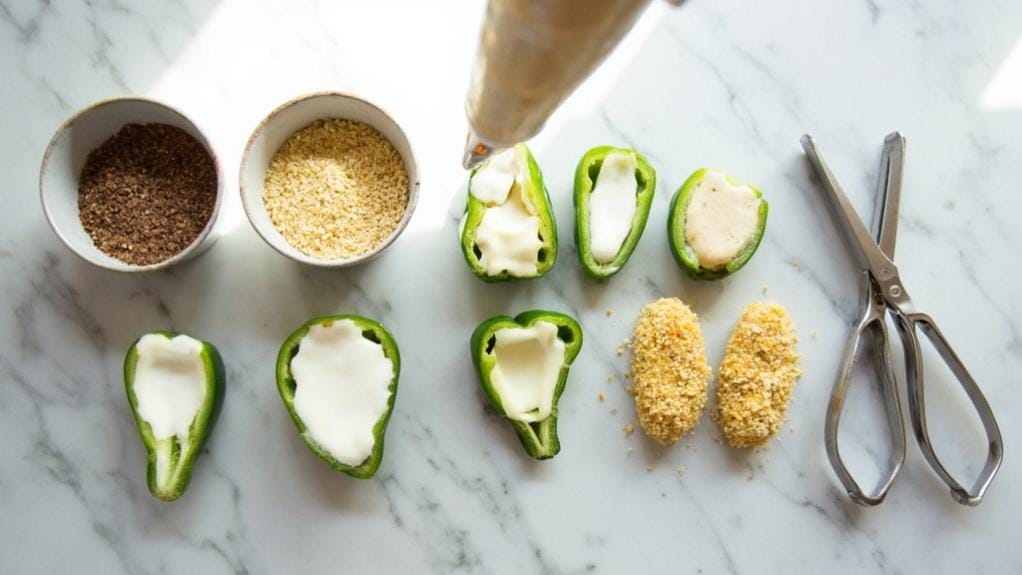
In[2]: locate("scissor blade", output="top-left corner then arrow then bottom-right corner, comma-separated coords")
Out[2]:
874,132 -> 905,259
801,134 -> 899,282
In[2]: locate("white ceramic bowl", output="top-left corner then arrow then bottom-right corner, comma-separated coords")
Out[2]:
240,92 -> 420,267
39,97 -> 224,272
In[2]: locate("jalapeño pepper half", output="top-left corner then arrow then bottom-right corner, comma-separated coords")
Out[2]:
124,332 -> 225,501
460,144 -> 558,282
276,315 -> 400,479
574,146 -> 656,279
668,168 -> 768,280
470,310 -> 583,459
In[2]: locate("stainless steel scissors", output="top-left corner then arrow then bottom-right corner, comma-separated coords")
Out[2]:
801,132 -> 1003,507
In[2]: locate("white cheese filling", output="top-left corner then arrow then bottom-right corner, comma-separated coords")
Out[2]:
588,151 -> 638,264
134,334 -> 206,442
134,334 -> 207,487
469,146 -> 517,204
684,171 -> 761,269
290,320 -> 394,467
489,321 -> 566,422
469,147 -> 543,276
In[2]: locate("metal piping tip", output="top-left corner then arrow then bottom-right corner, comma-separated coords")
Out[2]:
462,130 -> 505,170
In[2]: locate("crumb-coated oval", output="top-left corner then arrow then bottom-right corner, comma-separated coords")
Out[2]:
630,298 -> 711,444
715,301 -> 801,448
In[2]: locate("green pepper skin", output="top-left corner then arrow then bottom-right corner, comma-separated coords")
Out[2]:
668,168 -> 769,280
460,143 -> 558,282
470,310 -> 583,460
124,331 -> 226,502
276,315 -> 400,479
574,146 -> 657,279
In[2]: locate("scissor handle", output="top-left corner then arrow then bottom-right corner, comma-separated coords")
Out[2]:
889,302 -> 1004,506
825,284 -> 906,506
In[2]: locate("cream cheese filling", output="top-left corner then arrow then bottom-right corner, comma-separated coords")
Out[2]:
291,320 -> 394,467
684,171 -> 761,269
588,151 -> 638,264
134,334 -> 206,442
489,321 -> 565,422
134,333 -> 207,485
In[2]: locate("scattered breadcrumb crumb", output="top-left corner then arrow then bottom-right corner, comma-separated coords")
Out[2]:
761,284 -> 769,294
606,308 -> 613,317
607,375 -> 614,383
646,466 -> 654,473
622,424 -> 635,436
598,392 -> 605,402
630,298 -> 710,445
615,338 -> 632,356
791,259 -> 800,269
811,329 -> 818,339
676,467 -> 686,477
624,385 -> 635,395
714,301 -> 801,448
610,407 -> 618,415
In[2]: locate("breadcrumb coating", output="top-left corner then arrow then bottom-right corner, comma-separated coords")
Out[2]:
630,298 -> 710,444
715,301 -> 801,448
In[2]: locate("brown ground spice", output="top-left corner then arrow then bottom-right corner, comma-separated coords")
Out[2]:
78,123 -> 217,265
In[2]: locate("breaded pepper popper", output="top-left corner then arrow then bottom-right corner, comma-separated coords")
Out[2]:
630,298 -> 711,444
715,301 -> 801,448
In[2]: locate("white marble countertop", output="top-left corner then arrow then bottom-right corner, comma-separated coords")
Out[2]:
3,0 -> 1021,573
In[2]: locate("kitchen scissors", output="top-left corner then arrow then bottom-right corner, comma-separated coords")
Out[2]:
801,132 -> 1003,507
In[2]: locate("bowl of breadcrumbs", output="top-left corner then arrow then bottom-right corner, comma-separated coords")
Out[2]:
240,92 -> 419,267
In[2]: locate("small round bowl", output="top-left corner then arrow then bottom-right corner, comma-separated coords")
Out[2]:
240,92 -> 420,268
39,97 -> 224,272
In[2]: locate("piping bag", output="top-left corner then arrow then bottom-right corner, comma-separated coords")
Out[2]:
462,0 -> 657,168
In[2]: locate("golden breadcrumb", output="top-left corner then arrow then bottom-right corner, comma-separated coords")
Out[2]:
715,301 -> 801,448
262,119 -> 409,260
630,298 -> 710,445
